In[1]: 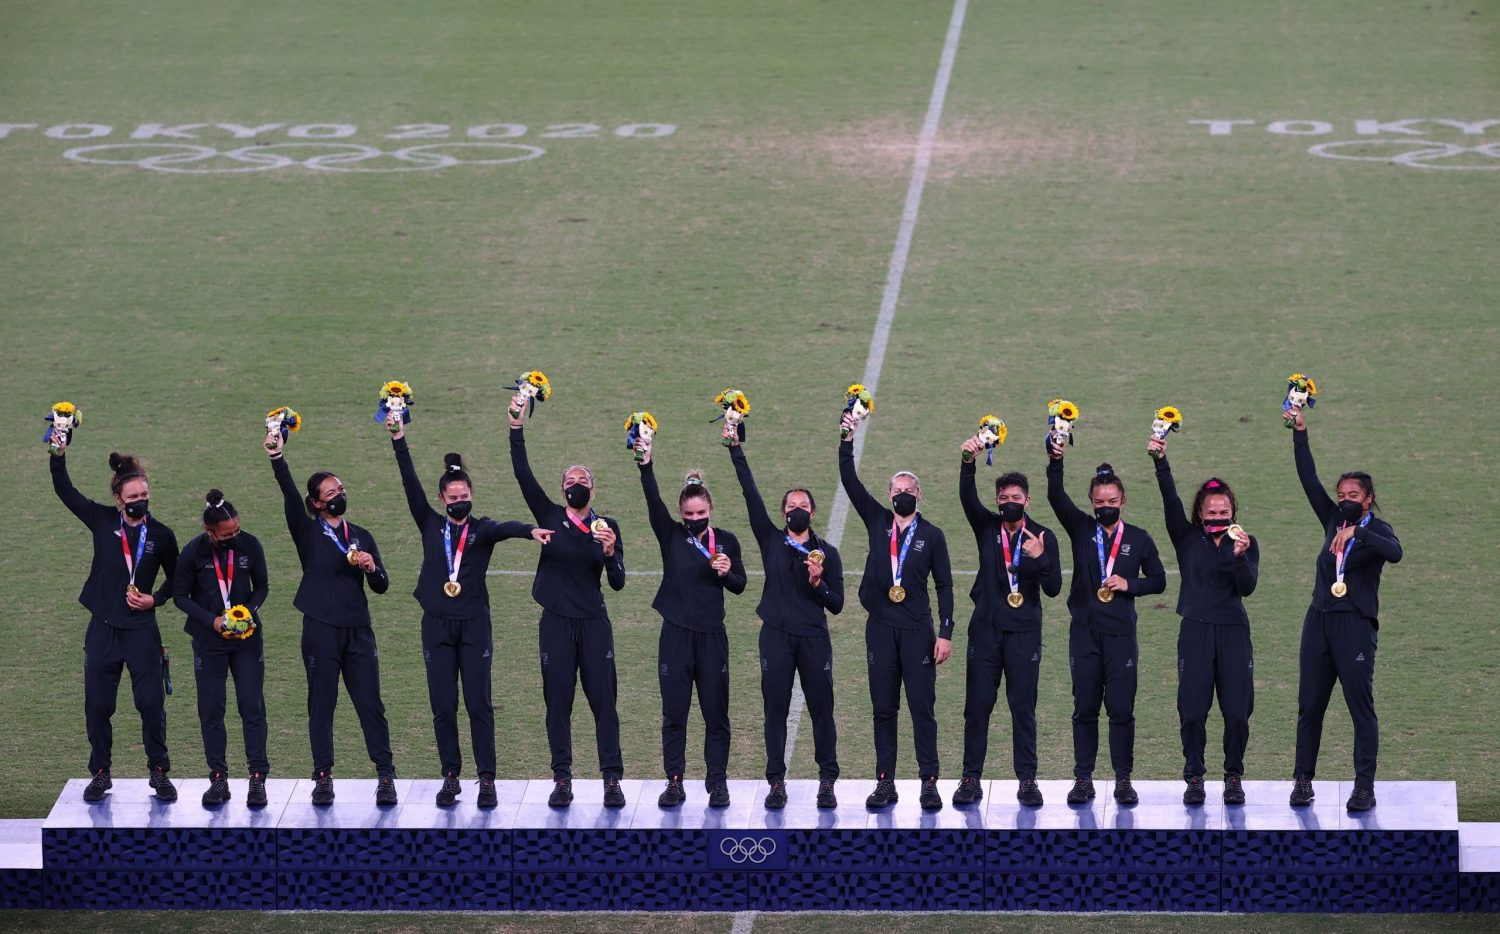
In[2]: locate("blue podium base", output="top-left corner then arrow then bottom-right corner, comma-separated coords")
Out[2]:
4,777 -> 1494,912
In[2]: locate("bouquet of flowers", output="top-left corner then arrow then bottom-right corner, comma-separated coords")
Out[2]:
509,370 -> 553,419
977,414 -> 1008,466
221,604 -> 256,640
1148,405 -> 1182,459
713,389 -> 751,446
375,381 -> 414,433
264,406 -> 302,450
625,411 -> 658,463
44,401 -> 81,454
841,384 -> 875,439
1047,398 -> 1080,448
1283,373 -> 1317,428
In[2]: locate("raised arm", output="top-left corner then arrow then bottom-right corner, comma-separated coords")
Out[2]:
729,445 -> 778,545
50,454 -> 111,527
172,540 -> 219,628
271,454 -> 311,537
391,436 -> 438,527
838,437 -> 883,525
1292,429 -> 1337,528
508,426 -> 555,523
604,517 -> 626,591
1154,457 -> 1192,545
637,460 -> 677,543
1046,456 -> 1091,534
958,456 -> 994,536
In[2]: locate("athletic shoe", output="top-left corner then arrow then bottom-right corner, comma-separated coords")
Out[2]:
1113,775 -> 1138,806
477,778 -> 497,809
1346,784 -> 1376,812
1067,776 -> 1095,804
149,767 -> 178,802
548,778 -> 573,808
764,781 -> 787,810
1289,777 -> 1314,807
708,781 -> 731,809
952,777 -> 984,806
816,779 -> 837,809
311,771 -> 335,806
1017,779 -> 1044,807
603,777 -> 626,809
202,771 -> 231,806
83,769 -> 111,803
1183,776 -> 1206,806
247,772 -> 268,809
865,777 -> 898,808
1223,774 -> 1245,805
658,776 -> 686,808
375,776 -> 398,806
919,777 -> 942,811
436,775 -> 461,807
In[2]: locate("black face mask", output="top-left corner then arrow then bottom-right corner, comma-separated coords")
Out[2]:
1338,499 -> 1364,523
123,499 -> 149,520
1201,518 -> 1233,533
216,534 -> 238,551
785,508 -> 811,534
564,483 -> 591,509
1094,506 -> 1120,526
998,501 -> 1025,523
892,492 -> 917,517
324,493 -> 348,517
446,500 -> 473,521
685,517 -> 710,535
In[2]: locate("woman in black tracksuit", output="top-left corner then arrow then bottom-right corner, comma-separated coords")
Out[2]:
265,430 -> 397,807
389,421 -> 549,809
50,436 -> 180,804
725,424 -> 844,810
636,439 -> 746,810
1047,439 -> 1166,807
507,407 -> 626,809
1287,408 -> 1401,812
172,490 -> 271,808
1150,437 -> 1259,807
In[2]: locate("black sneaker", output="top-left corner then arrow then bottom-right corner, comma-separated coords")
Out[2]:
477,778 -> 497,809
1289,777 -> 1315,807
603,777 -> 626,809
919,777 -> 943,811
311,771 -> 335,806
1183,776 -> 1206,806
247,772 -> 268,809
707,781 -> 731,808
952,777 -> 984,806
1346,784 -> 1376,812
816,779 -> 837,809
376,776 -> 398,806
1113,775 -> 1138,806
1223,774 -> 1245,805
658,776 -> 685,808
1067,776 -> 1095,804
764,781 -> 787,810
202,771 -> 231,806
865,777 -> 898,808
83,769 -> 112,803
1017,779 -> 1044,807
436,775 -> 461,808
149,767 -> 178,802
548,778 -> 573,808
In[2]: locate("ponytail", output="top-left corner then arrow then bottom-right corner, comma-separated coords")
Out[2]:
439,452 -> 471,494
107,452 -> 147,496
202,488 -> 238,526
1089,462 -> 1125,498
304,471 -> 335,517
679,469 -> 712,507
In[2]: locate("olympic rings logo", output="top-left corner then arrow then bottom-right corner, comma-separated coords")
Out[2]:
61,141 -> 546,174
718,836 -> 777,864
1307,139 -> 1500,171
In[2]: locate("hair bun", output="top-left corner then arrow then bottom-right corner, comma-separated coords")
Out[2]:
683,469 -> 705,486
109,452 -> 141,474
1095,462 -> 1116,478
444,452 -> 465,472
205,488 -> 226,508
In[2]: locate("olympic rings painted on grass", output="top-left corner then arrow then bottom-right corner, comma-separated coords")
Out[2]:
718,836 -> 777,865
1307,139 -> 1500,170
61,141 -> 547,174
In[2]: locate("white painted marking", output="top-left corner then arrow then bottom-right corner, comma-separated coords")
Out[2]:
1266,120 -> 1332,136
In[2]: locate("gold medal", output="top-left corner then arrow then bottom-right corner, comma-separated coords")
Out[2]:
126,584 -> 139,595
443,580 -> 462,598
1331,581 -> 1348,598
807,549 -> 825,565
1097,586 -> 1115,603
1007,592 -> 1025,608
888,585 -> 907,603
1226,524 -> 1247,543
590,518 -> 610,536
346,547 -> 362,567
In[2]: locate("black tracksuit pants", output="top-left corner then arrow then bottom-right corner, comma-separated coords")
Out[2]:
84,618 -> 169,774
1177,619 -> 1254,780
760,623 -> 838,782
963,624 -> 1042,780
1295,608 -> 1378,783
1070,621 -> 1138,778
301,617 -> 395,778
192,632 -> 269,776
423,613 -> 495,778
867,619 -> 938,779
539,610 -> 623,780
658,622 -> 730,785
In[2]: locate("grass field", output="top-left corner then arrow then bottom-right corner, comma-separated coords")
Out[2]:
2,0 -> 1498,928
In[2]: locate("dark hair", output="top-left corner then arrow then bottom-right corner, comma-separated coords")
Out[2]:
1089,462 -> 1125,499
202,488 -> 238,526
107,452 -> 147,497
1337,470 -> 1379,511
680,469 -> 712,507
1191,477 -> 1238,524
995,471 -> 1030,496
781,488 -> 816,512
439,452 -> 471,494
304,471 -> 337,517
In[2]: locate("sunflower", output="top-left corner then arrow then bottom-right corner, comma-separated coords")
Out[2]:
227,605 -> 252,624
846,383 -> 867,396
1304,377 -> 1317,396
287,410 -> 303,432
721,390 -> 750,414
525,371 -> 553,400
382,380 -> 413,399
846,384 -> 873,410
53,401 -> 76,416
1058,402 -> 1080,420
641,412 -> 658,431
1156,406 -> 1182,424
714,391 -> 726,407
981,415 -> 1008,445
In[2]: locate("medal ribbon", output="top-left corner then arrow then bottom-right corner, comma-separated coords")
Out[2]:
119,516 -> 149,588
565,508 -> 598,536
1334,512 -> 1371,585
1000,520 -> 1023,597
211,546 -> 235,611
687,526 -> 717,560
319,518 -> 351,556
1095,521 -> 1124,585
444,520 -> 470,584
784,533 -> 812,556
890,515 -> 919,588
